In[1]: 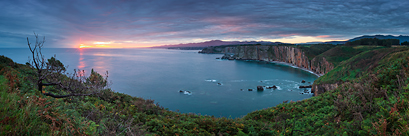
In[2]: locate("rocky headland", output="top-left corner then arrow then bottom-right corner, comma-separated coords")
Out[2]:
199,45 -> 338,96
200,45 -> 333,76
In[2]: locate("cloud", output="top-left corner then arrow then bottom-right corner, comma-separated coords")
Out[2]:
0,0 -> 409,48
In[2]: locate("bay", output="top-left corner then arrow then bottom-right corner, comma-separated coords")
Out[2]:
0,48 -> 317,118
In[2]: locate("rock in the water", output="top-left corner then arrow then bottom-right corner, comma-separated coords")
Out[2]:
267,85 -> 278,89
257,86 -> 264,91
179,90 -> 192,95
301,80 -> 306,83
216,57 -> 220,59
248,89 -> 253,91
299,85 -> 312,88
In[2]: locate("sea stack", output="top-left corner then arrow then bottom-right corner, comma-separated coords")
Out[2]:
257,86 -> 264,91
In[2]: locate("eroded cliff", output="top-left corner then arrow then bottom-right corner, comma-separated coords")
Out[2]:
201,45 -> 334,76
200,45 -> 339,96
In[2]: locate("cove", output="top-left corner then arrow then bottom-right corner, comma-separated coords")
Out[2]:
0,48 -> 318,118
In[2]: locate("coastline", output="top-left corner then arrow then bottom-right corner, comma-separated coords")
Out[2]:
199,50 -> 324,78
217,56 -> 323,77
263,60 -> 323,77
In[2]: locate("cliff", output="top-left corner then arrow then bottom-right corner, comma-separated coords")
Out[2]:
200,45 -> 334,76
200,45 -> 397,96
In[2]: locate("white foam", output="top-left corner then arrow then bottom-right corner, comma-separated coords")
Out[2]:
283,80 -> 297,83
179,90 -> 192,95
231,80 -> 246,82
205,79 -> 217,82
267,61 -> 322,77
184,91 -> 192,95
293,84 -> 300,89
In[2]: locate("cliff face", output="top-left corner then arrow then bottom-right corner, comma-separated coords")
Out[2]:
201,45 -> 334,76
201,45 -> 337,96
311,83 -> 340,96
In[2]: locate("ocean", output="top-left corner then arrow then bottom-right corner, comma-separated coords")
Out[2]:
0,48 -> 318,118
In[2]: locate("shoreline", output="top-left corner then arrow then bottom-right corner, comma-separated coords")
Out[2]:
200,52 -> 323,77
262,60 -> 323,77
231,58 -> 323,77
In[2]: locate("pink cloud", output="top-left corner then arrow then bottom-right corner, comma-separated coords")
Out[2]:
316,35 -> 330,38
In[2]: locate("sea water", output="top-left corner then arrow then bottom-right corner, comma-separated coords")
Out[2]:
0,48 -> 317,118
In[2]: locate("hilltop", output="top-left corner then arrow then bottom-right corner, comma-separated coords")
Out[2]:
349,35 -> 409,43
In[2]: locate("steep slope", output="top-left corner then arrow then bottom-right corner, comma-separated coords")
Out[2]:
245,47 -> 409,135
200,45 -> 385,76
200,45 -> 336,75
312,47 -> 407,96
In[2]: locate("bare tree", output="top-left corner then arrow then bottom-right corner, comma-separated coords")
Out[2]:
27,33 -> 108,98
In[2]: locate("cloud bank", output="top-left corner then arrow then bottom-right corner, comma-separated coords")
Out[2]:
0,0 -> 408,48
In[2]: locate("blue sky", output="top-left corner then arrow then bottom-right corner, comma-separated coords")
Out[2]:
1,0 -> 408,48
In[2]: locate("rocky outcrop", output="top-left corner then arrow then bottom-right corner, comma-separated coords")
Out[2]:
311,83 -> 340,96
311,56 -> 334,75
200,45 -> 339,96
299,85 -> 312,88
257,86 -> 264,91
200,45 -> 334,76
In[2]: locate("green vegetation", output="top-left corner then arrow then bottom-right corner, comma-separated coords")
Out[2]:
247,47 -> 409,135
314,47 -> 407,84
314,46 -> 385,68
346,38 -> 400,47
2,45 -> 409,135
297,44 -> 336,60
401,41 -> 409,46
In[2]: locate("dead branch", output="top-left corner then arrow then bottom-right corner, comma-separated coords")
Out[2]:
27,33 -> 108,98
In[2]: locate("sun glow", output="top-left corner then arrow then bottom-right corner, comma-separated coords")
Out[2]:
76,40 -> 155,48
79,44 -> 92,48
78,42 -> 119,48
93,41 -> 112,44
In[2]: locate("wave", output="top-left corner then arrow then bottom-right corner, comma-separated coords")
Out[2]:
230,80 -> 247,82
205,79 -> 217,82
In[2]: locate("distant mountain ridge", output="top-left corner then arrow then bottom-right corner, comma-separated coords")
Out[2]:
154,35 -> 409,48
299,35 -> 409,45
153,40 -> 284,48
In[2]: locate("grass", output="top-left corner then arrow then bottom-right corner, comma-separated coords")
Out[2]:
315,47 -> 408,84
314,45 -> 384,67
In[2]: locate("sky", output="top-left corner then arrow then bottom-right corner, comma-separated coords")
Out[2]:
0,0 -> 408,48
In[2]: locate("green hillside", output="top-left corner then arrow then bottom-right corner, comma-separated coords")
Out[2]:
1,45 -> 409,135
246,47 -> 409,135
